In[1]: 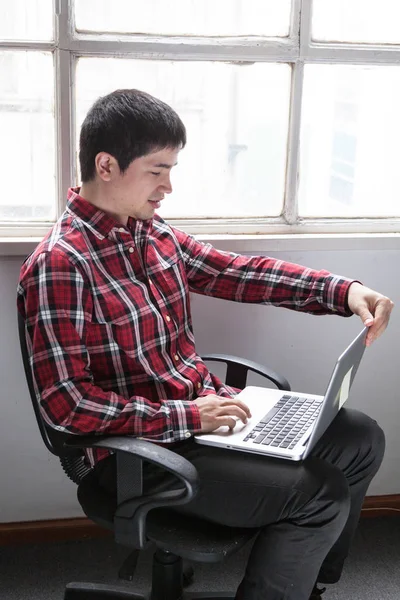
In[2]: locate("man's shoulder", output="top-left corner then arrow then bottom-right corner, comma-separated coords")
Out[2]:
151,214 -> 191,247
21,215 -> 92,277
152,214 -> 175,237
150,214 -> 184,248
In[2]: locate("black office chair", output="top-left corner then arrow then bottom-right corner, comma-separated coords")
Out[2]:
18,312 -> 290,600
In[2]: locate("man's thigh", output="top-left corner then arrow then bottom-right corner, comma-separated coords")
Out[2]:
173,440 -> 347,529
174,407 -> 384,528
309,407 -> 385,475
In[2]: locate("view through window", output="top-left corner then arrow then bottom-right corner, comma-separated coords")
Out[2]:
1,0 -> 399,232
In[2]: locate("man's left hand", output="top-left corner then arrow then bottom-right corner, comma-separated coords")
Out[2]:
347,282 -> 394,346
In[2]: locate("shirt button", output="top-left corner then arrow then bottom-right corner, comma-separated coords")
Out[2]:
184,431 -> 191,439
174,354 -> 179,362
166,315 -> 171,322
129,247 -> 134,253
119,227 -> 125,233
197,382 -> 201,389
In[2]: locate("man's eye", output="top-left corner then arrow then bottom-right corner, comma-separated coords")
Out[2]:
151,172 -> 161,176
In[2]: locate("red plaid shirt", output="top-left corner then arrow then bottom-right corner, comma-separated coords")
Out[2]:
17,188 -> 354,466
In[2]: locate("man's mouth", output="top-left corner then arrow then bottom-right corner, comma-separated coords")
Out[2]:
148,197 -> 163,208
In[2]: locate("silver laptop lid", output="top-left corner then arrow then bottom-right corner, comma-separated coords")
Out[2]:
302,326 -> 368,459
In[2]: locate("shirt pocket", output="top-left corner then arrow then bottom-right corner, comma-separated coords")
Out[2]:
91,283 -> 146,326
146,240 -> 182,274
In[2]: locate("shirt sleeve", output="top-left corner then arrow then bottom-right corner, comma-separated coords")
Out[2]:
17,249 -> 201,440
172,228 -> 356,317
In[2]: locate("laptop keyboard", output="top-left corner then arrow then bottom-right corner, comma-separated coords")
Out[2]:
243,394 -> 322,450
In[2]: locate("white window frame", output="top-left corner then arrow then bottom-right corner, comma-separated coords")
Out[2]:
1,0 -> 400,239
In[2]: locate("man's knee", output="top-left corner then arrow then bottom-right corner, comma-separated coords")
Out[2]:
342,409 -> 386,470
361,412 -> 386,462
293,460 -> 351,536
319,465 -> 351,529
315,408 -> 386,476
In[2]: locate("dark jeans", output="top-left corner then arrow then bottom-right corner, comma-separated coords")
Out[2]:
94,408 -> 385,600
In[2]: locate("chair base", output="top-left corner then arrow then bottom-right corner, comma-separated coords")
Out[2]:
65,582 -> 235,600
118,550 -> 140,582
65,549 -> 236,600
117,550 -> 194,588
64,582 -> 145,599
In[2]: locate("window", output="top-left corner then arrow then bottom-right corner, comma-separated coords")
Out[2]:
75,0 -> 292,38
299,64 -> 400,219
76,59 -> 291,219
1,0 -> 400,236
0,51 -> 55,221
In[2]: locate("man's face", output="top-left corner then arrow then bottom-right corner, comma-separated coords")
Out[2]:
107,147 -> 180,222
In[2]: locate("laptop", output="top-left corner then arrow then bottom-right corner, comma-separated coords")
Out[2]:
195,327 -> 368,461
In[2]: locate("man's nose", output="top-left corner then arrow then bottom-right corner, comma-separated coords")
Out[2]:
161,174 -> 173,194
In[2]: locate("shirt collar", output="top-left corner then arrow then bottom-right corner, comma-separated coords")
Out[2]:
66,187 -> 152,239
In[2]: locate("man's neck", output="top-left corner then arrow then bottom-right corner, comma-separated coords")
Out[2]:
79,182 -> 128,226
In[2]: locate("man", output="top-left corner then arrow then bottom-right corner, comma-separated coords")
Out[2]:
18,89 -> 393,599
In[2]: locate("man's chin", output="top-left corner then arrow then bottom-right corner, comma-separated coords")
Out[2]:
134,208 -> 156,221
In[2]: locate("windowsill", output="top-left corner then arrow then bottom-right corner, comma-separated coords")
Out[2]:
3,232 -> 400,258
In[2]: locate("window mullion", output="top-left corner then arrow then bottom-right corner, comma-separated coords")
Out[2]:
290,0 -> 302,41
0,41 -> 55,50
299,0 -> 313,56
55,49 -> 74,214
303,43 -> 400,65
283,60 -> 303,225
54,0 -> 74,215
68,38 -> 299,63
283,0 -> 310,224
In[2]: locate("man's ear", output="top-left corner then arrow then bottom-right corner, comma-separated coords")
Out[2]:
95,152 -> 119,182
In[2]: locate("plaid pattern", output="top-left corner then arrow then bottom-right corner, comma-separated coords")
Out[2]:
17,188 -> 354,466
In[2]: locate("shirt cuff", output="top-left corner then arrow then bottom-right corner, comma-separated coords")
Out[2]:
166,399 -> 202,441
323,276 -> 361,316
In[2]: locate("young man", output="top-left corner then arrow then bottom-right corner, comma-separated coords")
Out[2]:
18,89 -> 393,600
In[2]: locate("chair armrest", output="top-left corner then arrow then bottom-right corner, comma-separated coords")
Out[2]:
66,435 -> 198,491
65,435 -> 199,548
202,353 -> 291,391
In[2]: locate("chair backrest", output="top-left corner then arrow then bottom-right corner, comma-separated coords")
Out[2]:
17,311 -> 91,483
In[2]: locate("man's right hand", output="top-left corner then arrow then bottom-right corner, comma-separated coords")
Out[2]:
193,394 -> 252,432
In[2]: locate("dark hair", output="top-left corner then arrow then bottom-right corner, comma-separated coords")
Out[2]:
79,89 -> 186,182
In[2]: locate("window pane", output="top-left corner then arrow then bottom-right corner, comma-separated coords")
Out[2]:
76,59 -> 291,219
75,0 -> 291,37
299,64 -> 400,218
0,52 -> 55,221
312,0 -> 400,44
0,0 -> 53,41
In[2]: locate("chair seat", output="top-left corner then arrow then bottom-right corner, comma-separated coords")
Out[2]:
78,473 -> 256,563
146,509 -> 256,562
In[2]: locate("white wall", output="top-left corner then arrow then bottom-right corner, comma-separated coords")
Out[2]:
1,240 -> 398,523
